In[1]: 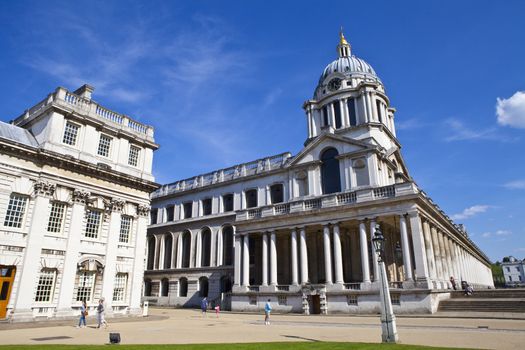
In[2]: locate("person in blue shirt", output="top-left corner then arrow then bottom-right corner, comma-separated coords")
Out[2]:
201,297 -> 208,317
264,299 -> 272,325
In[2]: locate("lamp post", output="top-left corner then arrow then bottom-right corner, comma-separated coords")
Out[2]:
371,224 -> 399,343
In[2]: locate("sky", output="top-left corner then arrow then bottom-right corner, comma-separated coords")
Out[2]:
0,0 -> 524,263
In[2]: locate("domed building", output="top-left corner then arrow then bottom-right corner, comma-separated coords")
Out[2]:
146,33 -> 493,314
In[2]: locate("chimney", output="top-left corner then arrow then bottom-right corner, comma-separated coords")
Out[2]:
73,84 -> 95,100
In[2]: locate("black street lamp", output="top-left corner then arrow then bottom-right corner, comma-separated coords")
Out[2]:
372,224 -> 399,343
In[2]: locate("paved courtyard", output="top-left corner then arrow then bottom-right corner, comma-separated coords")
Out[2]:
1,308 -> 525,349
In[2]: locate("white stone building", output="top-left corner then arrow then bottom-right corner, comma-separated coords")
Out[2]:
0,85 -> 158,321
146,33 -> 493,314
502,257 -> 525,286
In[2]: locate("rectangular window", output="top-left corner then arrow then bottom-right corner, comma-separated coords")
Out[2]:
166,205 -> 174,222
97,134 -> 112,157
390,293 -> 401,306
3,194 -> 28,228
346,295 -> 358,306
202,198 -> 212,216
183,202 -> 192,219
245,189 -> 258,208
47,202 -> 66,233
128,145 -> 140,167
347,98 -> 357,126
150,208 -> 158,225
333,101 -> 342,129
112,273 -> 128,302
84,210 -> 102,239
376,100 -> 383,123
278,295 -> 287,305
63,122 -> 80,146
76,272 -> 95,302
222,194 -> 234,212
119,216 -> 132,243
35,269 -> 56,302
322,106 -> 329,127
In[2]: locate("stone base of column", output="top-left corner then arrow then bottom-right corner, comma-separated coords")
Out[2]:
414,277 -> 432,289
401,280 -> 417,289
9,308 -> 35,322
259,285 -> 274,292
360,281 -> 373,290
232,285 -> 249,293
326,283 -> 345,292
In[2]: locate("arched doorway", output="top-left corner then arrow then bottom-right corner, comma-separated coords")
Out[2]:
164,234 -> 172,269
181,231 -> 191,268
222,225 -> 234,266
199,277 -> 209,297
201,228 -> 211,267
321,148 -> 341,194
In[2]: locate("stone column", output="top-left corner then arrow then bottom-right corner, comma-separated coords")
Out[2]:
399,215 -> 413,281
262,233 -> 268,286
195,231 -> 202,268
101,199 -> 125,311
291,229 -> 299,285
431,226 -> 444,282
370,219 -> 379,282
242,234 -> 250,287
329,102 -> 336,128
216,229 -> 223,266
270,231 -> 278,286
307,108 -> 313,138
444,236 -> 454,286
447,238 -> 458,281
422,219 -> 437,280
158,235 -> 165,270
129,205 -> 150,314
171,233 -> 177,268
56,188 -> 89,317
323,225 -> 333,284
342,98 -> 350,127
359,221 -> 371,283
332,223 -> 344,284
12,181 -> 55,321
176,234 -> 183,268
408,211 -> 430,287
234,236 -> 242,286
437,231 -> 450,284
299,227 -> 309,284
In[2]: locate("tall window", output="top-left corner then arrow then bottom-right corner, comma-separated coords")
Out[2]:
320,148 -> 341,194
166,205 -> 174,222
270,184 -> 284,204
76,271 -> 95,302
112,273 -> 128,302
333,101 -> 342,129
222,194 -> 234,212
4,194 -> 28,228
322,106 -> 329,127
150,208 -> 158,225
181,231 -> 191,268
35,269 -> 56,302
245,189 -> 258,208
201,228 -> 211,267
63,122 -> 80,146
202,198 -> 212,216
183,202 -> 192,219
119,216 -> 132,243
97,134 -> 112,157
376,100 -> 383,123
128,145 -> 140,167
85,210 -> 102,239
47,202 -> 66,233
347,98 -> 357,126
147,236 -> 155,270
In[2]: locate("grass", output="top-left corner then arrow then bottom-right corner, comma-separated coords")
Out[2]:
0,343 -> 476,350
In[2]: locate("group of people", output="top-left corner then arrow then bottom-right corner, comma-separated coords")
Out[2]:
200,297 -> 273,325
77,298 -> 108,329
450,276 -> 474,296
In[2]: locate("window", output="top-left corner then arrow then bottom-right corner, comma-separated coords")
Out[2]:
76,272 -> 95,302
390,293 -> 400,306
270,184 -> 284,204
202,198 -> 212,216
322,106 -> 329,127
166,205 -> 174,222
179,277 -> 188,297
97,134 -> 112,157
333,101 -> 342,129
3,194 -> 28,228
119,216 -> 132,243
183,202 -> 192,219
346,295 -> 358,306
278,295 -> 287,305
128,145 -> 140,167
63,122 -> 80,146
161,278 -> 169,297
112,273 -> 128,302
245,189 -> 258,208
376,100 -> 383,123
84,210 -> 102,239
47,202 -> 66,233
507,267 -> 511,272
150,208 -> 158,225
321,148 -> 341,194
35,269 -> 56,302
222,194 -> 234,212
144,279 -> 152,296
517,267 -> 520,272
347,98 -> 357,126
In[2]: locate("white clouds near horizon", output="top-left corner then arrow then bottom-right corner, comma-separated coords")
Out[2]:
503,180 -> 525,189
497,91 -> 525,129
451,205 -> 491,220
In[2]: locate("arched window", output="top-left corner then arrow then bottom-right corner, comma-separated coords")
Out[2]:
179,277 -> 188,297
144,279 -> 152,297
163,234 -> 172,270
199,276 -> 209,297
181,231 -> 191,268
161,278 -> 169,297
321,148 -> 341,194
201,228 -> 211,267
222,225 -> 234,266
270,183 -> 284,204
147,236 -> 155,270
245,189 -> 258,208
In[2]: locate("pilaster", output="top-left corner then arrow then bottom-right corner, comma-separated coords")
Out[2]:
129,204 -> 149,315
407,211 -> 431,288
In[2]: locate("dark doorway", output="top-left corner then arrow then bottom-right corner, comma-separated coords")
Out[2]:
310,295 -> 321,314
182,232 -> 191,268
147,237 -> 155,270
222,225 -> 234,266
201,228 -> 211,267
199,277 -> 209,297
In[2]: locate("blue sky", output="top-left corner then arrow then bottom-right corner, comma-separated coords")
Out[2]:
0,0 -> 524,262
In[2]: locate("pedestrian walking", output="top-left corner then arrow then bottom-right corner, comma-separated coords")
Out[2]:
96,298 -> 108,328
77,300 -> 87,328
264,298 -> 272,325
201,297 -> 208,317
450,276 -> 457,290
214,303 -> 220,318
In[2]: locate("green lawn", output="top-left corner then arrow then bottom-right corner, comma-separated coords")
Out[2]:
0,343 -> 475,350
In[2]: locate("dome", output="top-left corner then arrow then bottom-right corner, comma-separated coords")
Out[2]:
319,56 -> 378,83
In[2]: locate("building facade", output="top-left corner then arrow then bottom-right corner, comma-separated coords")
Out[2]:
502,257 -> 525,286
0,85 -> 158,321
146,33 -> 493,314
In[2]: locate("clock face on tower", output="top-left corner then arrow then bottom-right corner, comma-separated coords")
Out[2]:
328,78 -> 342,91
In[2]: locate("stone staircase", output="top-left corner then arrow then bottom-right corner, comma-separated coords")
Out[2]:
439,289 -> 525,313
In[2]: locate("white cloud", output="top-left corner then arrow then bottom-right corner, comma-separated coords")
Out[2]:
504,179 -> 525,190
497,91 -> 525,129
481,232 -> 491,238
451,205 -> 491,220
444,118 -> 500,142
396,118 -> 427,131
482,230 -> 512,238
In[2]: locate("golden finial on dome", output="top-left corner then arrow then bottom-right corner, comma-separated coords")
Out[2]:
339,26 -> 349,46
337,26 -> 351,58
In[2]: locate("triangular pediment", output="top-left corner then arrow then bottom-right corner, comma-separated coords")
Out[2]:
288,133 -> 375,167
